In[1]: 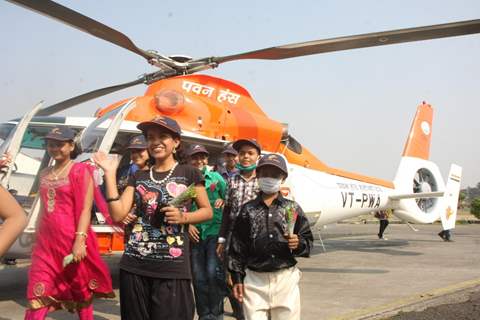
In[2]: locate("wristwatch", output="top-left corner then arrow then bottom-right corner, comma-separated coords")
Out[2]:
217,237 -> 226,244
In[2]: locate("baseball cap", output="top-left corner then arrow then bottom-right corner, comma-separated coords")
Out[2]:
137,116 -> 182,137
222,144 -> 238,156
44,127 -> 76,141
232,138 -> 261,154
187,144 -> 209,157
126,135 -> 147,149
257,154 -> 288,177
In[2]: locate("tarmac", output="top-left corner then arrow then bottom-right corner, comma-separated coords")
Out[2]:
0,223 -> 479,319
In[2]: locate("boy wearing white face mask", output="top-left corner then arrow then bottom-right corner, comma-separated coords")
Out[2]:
228,154 -> 313,320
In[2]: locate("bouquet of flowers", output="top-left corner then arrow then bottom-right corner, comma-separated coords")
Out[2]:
169,183 -> 197,207
285,203 -> 298,235
152,183 -> 197,228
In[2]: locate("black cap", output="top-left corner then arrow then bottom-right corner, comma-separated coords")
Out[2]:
126,135 -> 147,149
187,144 -> 209,157
232,138 -> 261,154
44,127 -> 76,141
257,154 -> 288,177
222,144 -> 238,156
137,116 -> 182,137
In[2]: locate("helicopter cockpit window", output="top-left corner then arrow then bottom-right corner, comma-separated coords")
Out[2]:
6,124 -> 62,209
282,135 -> 302,154
0,123 -> 16,154
80,106 -> 124,153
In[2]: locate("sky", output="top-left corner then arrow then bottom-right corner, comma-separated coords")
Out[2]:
0,0 -> 479,188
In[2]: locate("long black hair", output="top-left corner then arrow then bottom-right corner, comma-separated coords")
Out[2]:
69,140 -> 82,159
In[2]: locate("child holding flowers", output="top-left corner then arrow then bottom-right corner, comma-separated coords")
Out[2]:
93,116 -> 212,320
228,154 -> 313,320
25,127 -> 114,320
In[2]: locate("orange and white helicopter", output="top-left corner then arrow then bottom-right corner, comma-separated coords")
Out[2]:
1,0 -> 478,257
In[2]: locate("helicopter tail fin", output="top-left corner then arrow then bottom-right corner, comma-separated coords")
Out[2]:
391,103 -> 445,224
402,102 -> 433,160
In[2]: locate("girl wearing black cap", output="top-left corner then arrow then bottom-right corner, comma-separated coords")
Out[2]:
117,134 -> 150,194
93,116 -> 212,320
25,127 -> 114,320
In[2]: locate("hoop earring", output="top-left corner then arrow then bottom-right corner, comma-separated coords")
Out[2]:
172,148 -> 177,154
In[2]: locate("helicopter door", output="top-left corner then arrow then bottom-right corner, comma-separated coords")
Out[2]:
0,101 -> 43,188
78,97 -> 136,219
78,97 -> 137,159
77,98 -> 137,253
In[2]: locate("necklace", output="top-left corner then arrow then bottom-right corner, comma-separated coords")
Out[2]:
149,162 -> 178,185
50,160 -> 72,181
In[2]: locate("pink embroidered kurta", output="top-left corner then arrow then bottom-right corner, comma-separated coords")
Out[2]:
26,162 -> 114,311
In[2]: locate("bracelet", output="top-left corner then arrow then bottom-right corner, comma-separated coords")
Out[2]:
106,195 -> 120,203
182,212 -> 189,224
217,237 -> 226,244
75,231 -> 88,238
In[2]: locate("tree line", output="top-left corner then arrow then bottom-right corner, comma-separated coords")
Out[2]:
461,183 -> 480,219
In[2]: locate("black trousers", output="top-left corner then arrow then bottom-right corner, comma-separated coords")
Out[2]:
119,269 -> 194,320
378,219 -> 389,238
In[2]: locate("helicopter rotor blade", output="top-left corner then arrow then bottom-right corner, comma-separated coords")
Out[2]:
36,78 -> 145,116
7,0 -> 157,61
213,19 -> 480,64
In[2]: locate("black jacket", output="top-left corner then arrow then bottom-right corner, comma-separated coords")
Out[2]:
228,193 -> 313,284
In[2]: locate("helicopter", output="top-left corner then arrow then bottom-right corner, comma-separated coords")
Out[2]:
0,0 -> 477,257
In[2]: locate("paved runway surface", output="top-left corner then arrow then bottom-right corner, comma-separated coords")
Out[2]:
0,224 -> 479,319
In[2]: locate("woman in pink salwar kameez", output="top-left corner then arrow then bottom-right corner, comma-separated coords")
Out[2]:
25,127 -> 114,320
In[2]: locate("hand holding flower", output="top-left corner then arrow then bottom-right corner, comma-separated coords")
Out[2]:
162,205 -> 187,224
284,233 -> 299,250
72,237 -> 87,262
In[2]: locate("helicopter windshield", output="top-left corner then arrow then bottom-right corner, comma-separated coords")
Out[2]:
80,105 -> 125,153
282,135 -> 302,154
0,123 -> 17,155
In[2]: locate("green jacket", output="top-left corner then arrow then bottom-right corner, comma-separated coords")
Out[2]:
194,168 -> 227,240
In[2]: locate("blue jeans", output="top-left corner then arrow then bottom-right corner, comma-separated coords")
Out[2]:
192,235 -> 226,320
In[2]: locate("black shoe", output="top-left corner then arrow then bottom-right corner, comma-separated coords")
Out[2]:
3,258 -> 16,265
438,231 -> 446,241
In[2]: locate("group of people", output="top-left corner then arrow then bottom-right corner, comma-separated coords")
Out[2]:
0,113 -> 460,319
0,115 -> 313,320
374,209 -> 453,242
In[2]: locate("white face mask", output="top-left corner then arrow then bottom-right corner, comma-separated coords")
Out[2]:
258,177 -> 283,194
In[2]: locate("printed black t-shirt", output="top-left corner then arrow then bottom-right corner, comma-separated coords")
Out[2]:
120,164 -> 204,279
